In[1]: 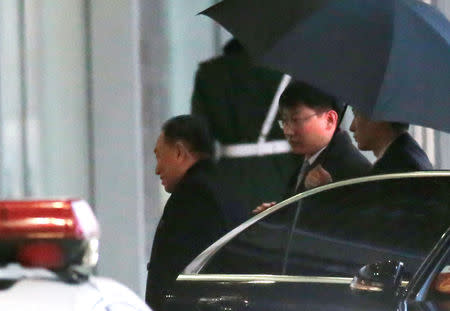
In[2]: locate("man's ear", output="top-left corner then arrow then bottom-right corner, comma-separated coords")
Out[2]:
326,110 -> 338,129
174,141 -> 189,160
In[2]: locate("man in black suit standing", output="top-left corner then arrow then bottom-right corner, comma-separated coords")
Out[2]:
146,115 -> 227,310
254,81 -> 372,213
191,38 -> 299,219
349,109 -> 432,174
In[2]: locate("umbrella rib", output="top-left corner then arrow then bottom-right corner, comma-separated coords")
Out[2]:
404,1 -> 450,46
374,0 -> 450,118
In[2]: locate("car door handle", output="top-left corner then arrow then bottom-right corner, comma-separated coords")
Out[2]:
197,296 -> 249,311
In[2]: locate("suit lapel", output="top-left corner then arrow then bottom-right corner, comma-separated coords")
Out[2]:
294,130 -> 345,193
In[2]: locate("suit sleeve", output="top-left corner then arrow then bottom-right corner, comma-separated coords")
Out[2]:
191,65 -> 209,116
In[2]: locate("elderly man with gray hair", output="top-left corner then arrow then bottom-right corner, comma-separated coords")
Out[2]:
146,115 -> 231,310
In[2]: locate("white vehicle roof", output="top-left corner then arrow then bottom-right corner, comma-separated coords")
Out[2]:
0,264 -> 151,311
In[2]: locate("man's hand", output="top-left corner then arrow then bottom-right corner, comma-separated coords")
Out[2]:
252,201 -> 276,214
304,164 -> 332,189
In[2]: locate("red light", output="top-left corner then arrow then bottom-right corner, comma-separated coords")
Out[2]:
0,199 -> 100,270
17,242 -> 65,269
0,199 -> 99,240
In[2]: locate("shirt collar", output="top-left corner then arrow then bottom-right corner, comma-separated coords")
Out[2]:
305,146 -> 327,165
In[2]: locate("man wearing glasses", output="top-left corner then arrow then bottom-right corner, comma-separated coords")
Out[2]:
254,81 -> 371,213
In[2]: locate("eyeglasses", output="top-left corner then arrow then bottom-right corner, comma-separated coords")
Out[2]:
278,113 -> 318,130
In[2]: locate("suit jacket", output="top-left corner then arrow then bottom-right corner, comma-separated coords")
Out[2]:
145,159 -> 227,310
192,52 -> 285,144
371,133 -> 433,175
287,130 -> 372,195
191,50 -> 300,214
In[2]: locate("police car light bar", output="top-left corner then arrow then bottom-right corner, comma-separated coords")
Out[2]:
0,199 -> 100,270
0,199 -> 99,240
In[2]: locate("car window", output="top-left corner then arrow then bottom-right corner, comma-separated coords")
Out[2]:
285,176 -> 450,278
434,265 -> 450,295
200,208 -> 296,274
427,247 -> 450,307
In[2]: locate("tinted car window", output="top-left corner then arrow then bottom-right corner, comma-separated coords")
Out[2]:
286,176 -> 450,277
198,175 -> 450,277
431,248 -> 450,299
201,209 -> 296,274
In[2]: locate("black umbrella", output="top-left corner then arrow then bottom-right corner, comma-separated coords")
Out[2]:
200,0 -> 450,132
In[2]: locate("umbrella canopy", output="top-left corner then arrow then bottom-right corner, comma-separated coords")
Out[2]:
201,0 -> 450,132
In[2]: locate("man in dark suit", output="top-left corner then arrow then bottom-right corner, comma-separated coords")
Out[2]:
254,81 -> 372,213
192,38 -> 299,220
146,115 -> 227,310
349,109 -> 433,174
347,110 -> 435,249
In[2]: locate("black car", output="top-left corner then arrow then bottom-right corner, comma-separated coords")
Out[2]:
162,171 -> 450,311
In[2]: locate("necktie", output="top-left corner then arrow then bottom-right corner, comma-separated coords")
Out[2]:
294,160 -> 310,193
